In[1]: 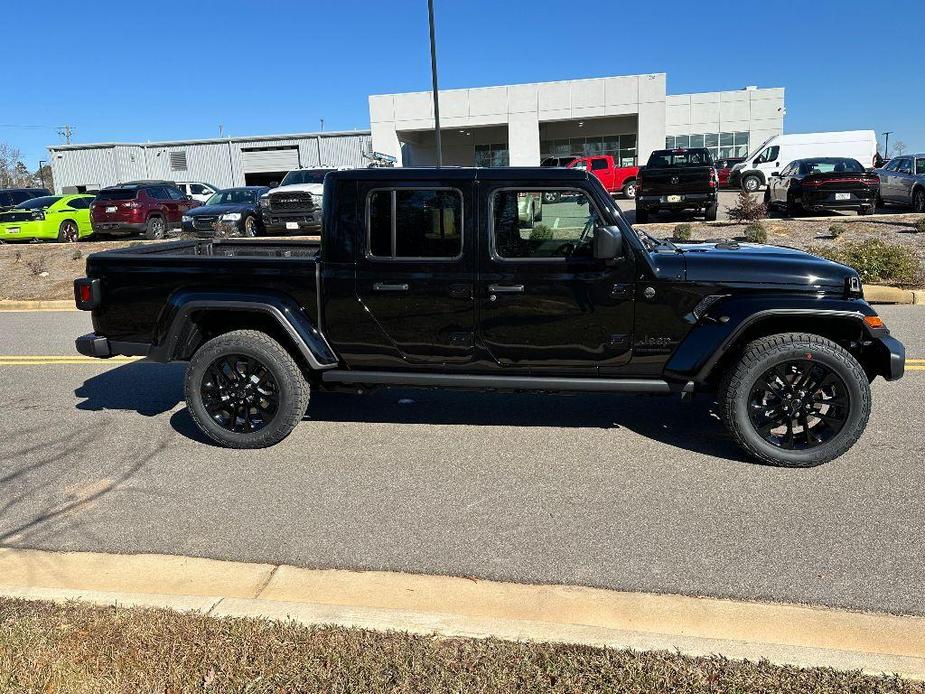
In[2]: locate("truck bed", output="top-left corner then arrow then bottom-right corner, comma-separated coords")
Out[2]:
86,239 -> 322,345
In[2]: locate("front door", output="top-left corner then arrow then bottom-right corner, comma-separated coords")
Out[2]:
355,183 -> 476,365
478,185 -> 635,371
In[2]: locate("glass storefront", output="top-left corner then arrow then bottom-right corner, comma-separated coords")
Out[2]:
540,134 -> 638,167
666,131 -> 750,160
475,143 -> 510,167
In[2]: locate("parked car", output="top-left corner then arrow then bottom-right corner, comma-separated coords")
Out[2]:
569,155 -> 640,199
765,158 -> 879,216
540,156 -> 578,168
730,130 -> 878,192
90,181 -> 201,239
182,186 -> 270,237
714,157 -> 745,187
0,187 -> 51,212
259,168 -> 334,234
876,153 -> 925,212
74,166 -> 904,467
0,194 -> 95,242
176,181 -> 220,204
635,148 -> 718,222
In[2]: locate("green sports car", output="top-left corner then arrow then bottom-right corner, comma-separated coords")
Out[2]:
0,194 -> 95,242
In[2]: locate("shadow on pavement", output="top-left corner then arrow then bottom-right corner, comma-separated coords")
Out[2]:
75,362 -> 751,463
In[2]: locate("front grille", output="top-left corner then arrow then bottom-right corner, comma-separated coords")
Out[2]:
269,192 -> 315,212
194,216 -> 218,231
0,212 -> 32,223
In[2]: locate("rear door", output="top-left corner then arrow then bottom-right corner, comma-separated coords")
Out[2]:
354,181 -> 476,365
477,182 -> 635,371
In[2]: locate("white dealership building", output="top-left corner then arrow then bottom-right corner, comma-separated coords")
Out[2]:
49,73 -> 784,193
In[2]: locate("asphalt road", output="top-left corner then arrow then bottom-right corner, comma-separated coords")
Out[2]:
1,308 -> 923,616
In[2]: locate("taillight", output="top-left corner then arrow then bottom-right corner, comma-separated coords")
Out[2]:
74,278 -> 100,310
864,177 -> 880,187
709,170 -> 717,188
635,175 -> 643,194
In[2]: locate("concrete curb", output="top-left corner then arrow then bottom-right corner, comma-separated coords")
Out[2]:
864,285 -> 918,305
0,299 -> 76,312
1,548 -> 924,680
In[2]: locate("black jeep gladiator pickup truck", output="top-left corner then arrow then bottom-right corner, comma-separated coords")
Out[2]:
74,167 -> 904,466
635,148 -> 719,223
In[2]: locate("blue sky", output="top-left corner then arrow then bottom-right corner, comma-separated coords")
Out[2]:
5,0 -> 923,167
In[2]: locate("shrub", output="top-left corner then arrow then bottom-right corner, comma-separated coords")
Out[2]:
744,222 -> 768,244
807,239 -> 920,285
829,223 -> 848,239
673,223 -> 692,241
71,248 -> 83,261
726,189 -> 767,223
13,249 -> 22,263
25,254 -> 49,277
529,223 -> 553,241
915,217 -> 925,234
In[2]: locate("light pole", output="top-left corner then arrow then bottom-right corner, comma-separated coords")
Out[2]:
38,160 -> 47,189
883,131 -> 892,158
427,0 -> 442,167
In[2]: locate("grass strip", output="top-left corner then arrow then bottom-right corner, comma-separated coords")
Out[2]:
1,597 -> 922,693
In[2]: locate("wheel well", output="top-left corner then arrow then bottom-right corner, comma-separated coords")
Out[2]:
174,309 -> 315,381
706,315 -> 873,385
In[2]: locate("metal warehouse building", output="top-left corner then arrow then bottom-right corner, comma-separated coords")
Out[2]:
48,130 -> 371,194
370,73 -> 784,168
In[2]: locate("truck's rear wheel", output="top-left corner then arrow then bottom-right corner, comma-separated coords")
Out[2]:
704,202 -> 718,221
718,333 -> 871,467
185,329 -> 310,448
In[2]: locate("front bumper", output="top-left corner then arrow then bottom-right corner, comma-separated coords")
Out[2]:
262,208 -> 322,233
872,334 -> 905,381
76,333 -> 150,359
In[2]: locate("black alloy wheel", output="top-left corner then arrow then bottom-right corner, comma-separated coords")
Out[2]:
747,359 -> 849,451
200,354 -> 279,434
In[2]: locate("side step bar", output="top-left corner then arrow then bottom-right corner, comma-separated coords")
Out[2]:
321,370 -> 675,394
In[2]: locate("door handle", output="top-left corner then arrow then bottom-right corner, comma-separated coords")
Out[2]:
448,283 -> 472,299
488,284 -> 524,294
373,282 -> 409,292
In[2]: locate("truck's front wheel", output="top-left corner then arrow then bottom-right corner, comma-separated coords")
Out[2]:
718,333 -> 871,467
185,329 -> 310,448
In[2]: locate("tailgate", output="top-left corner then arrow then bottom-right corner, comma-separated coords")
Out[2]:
643,167 -> 713,195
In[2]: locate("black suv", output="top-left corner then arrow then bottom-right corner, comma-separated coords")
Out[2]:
74,166 -> 903,466
0,187 -> 51,212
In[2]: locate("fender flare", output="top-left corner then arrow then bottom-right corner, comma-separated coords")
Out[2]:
149,289 -> 337,369
664,297 -> 884,384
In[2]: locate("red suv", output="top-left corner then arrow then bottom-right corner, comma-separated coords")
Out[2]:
91,181 -> 200,239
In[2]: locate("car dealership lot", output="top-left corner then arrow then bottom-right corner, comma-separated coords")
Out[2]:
0,308 -> 923,617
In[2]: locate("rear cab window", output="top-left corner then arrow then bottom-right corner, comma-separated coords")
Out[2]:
367,188 -> 463,259
646,150 -> 714,167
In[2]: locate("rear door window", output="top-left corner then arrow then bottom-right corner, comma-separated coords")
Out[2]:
367,188 -> 463,259
590,158 -> 609,171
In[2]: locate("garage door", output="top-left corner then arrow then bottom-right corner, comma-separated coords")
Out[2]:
242,147 -> 300,173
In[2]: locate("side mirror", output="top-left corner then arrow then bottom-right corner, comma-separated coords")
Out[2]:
771,171 -> 781,177
594,225 -> 623,260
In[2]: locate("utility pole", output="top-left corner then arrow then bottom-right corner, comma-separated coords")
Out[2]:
38,160 -> 47,189
58,125 -> 74,144
320,118 -> 325,132
427,0 -> 442,167
883,131 -> 892,158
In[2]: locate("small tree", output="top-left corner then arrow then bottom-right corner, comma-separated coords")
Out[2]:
726,189 -> 767,223
892,140 -> 907,156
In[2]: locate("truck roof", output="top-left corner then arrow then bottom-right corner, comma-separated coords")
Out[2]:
327,167 -> 591,183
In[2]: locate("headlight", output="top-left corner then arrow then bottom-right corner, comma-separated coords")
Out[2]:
182,215 -> 192,223
259,197 -> 270,209
222,213 -> 242,221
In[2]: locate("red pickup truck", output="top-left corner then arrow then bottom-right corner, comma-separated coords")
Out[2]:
569,155 -> 639,199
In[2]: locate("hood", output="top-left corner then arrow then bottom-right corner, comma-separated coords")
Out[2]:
265,183 -> 325,197
675,242 -> 858,290
186,203 -> 254,217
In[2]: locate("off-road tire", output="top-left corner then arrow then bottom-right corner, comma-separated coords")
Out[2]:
742,175 -> 761,193
635,207 -> 649,224
717,333 -> 871,467
185,329 -> 310,449
704,202 -> 719,221
144,215 -> 166,240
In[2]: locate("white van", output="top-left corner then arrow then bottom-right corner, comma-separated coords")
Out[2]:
731,130 -> 878,192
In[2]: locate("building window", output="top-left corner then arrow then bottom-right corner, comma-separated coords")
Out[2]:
666,131 -> 750,161
367,188 -> 462,259
475,143 -> 509,167
540,134 -> 637,167
169,150 -> 188,172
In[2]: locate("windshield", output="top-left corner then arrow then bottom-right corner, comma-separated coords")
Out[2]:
280,169 -> 334,186
17,196 -> 61,209
97,188 -> 138,201
799,158 -> 865,175
205,189 -> 257,206
647,150 -> 713,167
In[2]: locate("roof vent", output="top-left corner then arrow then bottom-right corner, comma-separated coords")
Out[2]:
169,150 -> 188,172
